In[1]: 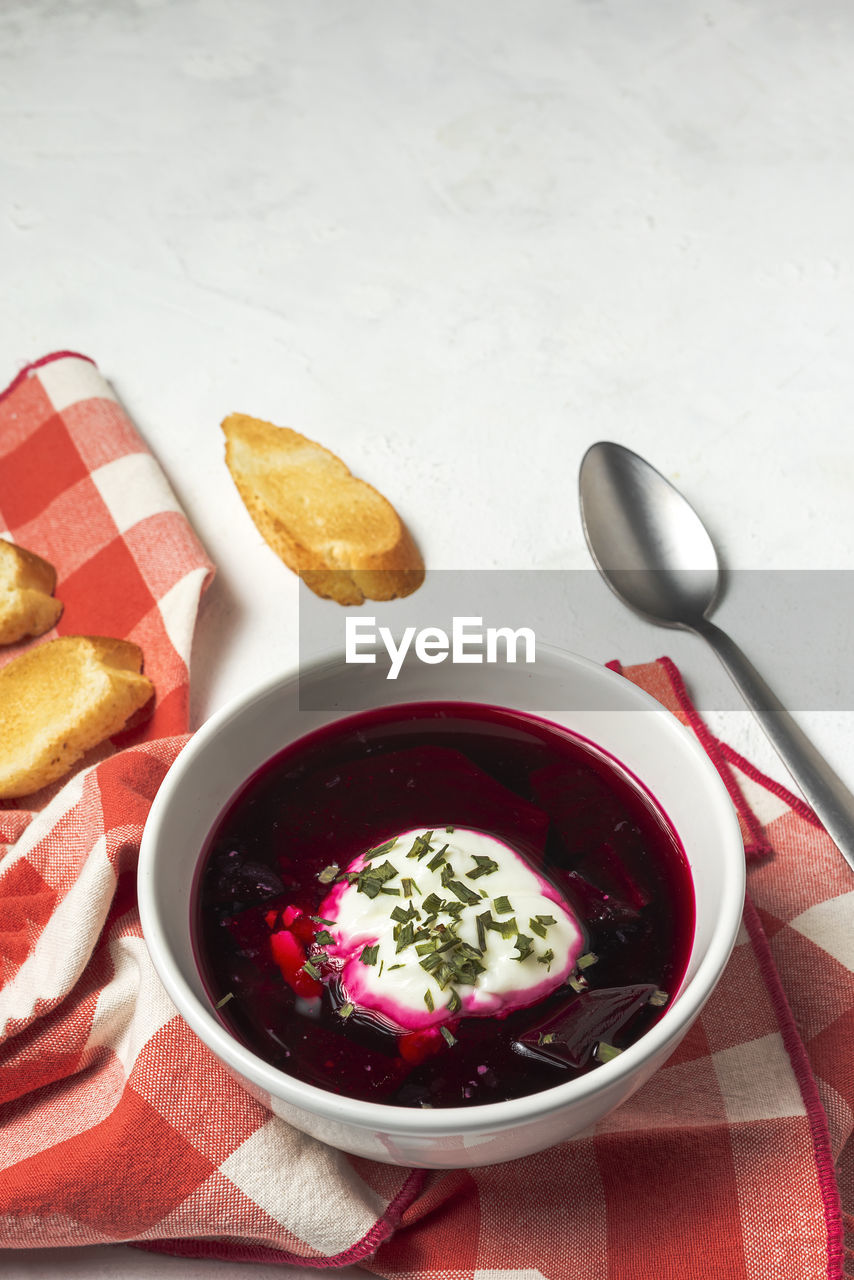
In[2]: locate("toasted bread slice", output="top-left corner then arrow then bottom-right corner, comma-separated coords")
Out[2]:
0,538 -> 63,645
222,413 -> 424,605
0,636 -> 154,799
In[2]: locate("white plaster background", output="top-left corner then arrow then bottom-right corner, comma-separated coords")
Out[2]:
2,0 -> 854,1274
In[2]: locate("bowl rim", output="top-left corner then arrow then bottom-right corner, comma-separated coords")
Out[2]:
138,644 -> 746,1136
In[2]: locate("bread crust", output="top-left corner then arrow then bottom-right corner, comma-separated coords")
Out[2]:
0,539 -> 63,645
222,414 -> 424,605
0,635 -> 154,799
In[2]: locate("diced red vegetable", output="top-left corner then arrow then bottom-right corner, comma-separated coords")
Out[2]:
270,928 -> 322,997
398,1026 -> 446,1065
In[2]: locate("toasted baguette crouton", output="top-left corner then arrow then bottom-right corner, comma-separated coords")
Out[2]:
0,636 -> 154,799
222,413 -> 424,606
0,538 -> 63,645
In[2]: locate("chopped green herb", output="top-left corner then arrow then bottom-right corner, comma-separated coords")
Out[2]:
390,903 -> 419,924
401,877 -> 416,897
439,862 -> 456,886
338,1002 -> 355,1019
440,1025 -> 458,1047
490,916 -> 518,939
466,855 -> 499,879
314,929 -> 336,946
364,838 -> 398,860
649,989 -> 670,1007
445,879 -> 482,906
388,963 -> 405,971
512,933 -> 535,962
302,959 -> 322,980
594,1041 -> 623,1063
492,895 -> 513,915
421,892 -> 442,916
530,914 -> 556,937
395,921 -> 416,952
445,826 -> 454,833
427,842 -> 449,871
215,992 -> 234,1009
538,948 -> 555,970
577,951 -> 598,970
406,830 -> 435,860
476,910 -> 493,950
446,988 -> 462,1014
359,943 -> 380,966
379,886 -> 401,895
538,1031 -> 556,1045
310,916 -> 335,925
423,988 -> 435,1012
317,864 -> 339,884
567,973 -> 588,993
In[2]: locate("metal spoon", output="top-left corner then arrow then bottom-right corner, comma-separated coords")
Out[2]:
579,440 -> 854,873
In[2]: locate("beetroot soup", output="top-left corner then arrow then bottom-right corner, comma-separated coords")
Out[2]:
192,702 -> 695,1109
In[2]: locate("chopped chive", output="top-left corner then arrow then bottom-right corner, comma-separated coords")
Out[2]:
364,838 -> 398,860
395,922 -> 416,952
359,943 -> 380,966
302,960 -> 322,980
424,988 -> 435,1012
446,988 -> 462,1014
489,916 -> 518,939
421,892 -> 442,915
378,960 -> 384,977
439,862 -> 456,886
314,929 -> 336,946
415,939 -> 438,956
428,844 -> 450,872
338,1001 -> 355,1019
529,917 -> 549,939
401,877 -> 415,897
310,916 -> 335,925
512,933 -> 535,962
390,903 -> 419,924
317,864 -> 339,884
577,952 -> 598,970
388,963 -> 405,971
649,989 -> 670,1007
538,948 -> 555,971
445,879 -> 481,906
466,855 -> 499,880
440,1025 -> 458,1047
215,991 -> 234,1009
492,895 -> 513,915
594,1041 -> 623,1063
538,1031 -> 556,1045
567,973 -> 588,993
476,910 -> 492,951
379,886 -> 401,895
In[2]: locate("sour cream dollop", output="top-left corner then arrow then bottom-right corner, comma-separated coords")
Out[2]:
319,827 -> 584,1031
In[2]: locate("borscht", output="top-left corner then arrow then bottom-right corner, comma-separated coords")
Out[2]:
193,702 -> 695,1108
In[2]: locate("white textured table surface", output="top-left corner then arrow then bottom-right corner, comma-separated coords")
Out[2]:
3,0 -> 854,1274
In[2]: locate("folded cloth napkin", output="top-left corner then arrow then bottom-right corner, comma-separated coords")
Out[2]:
1,353 -> 852,1278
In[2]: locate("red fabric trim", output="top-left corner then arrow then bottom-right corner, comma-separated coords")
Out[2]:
131,1167 -> 428,1268
0,350 -> 96,407
716,738 -> 822,829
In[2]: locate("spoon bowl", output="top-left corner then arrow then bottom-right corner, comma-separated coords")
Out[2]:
579,442 -> 719,626
578,440 -> 854,874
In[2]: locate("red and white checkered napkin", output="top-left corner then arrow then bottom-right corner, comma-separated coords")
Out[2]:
2,353 -> 853,1278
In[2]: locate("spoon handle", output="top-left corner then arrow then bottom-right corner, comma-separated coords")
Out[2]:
696,618 -> 854,873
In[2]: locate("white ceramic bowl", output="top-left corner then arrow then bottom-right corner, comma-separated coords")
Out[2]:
138,647 -> 744,1168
